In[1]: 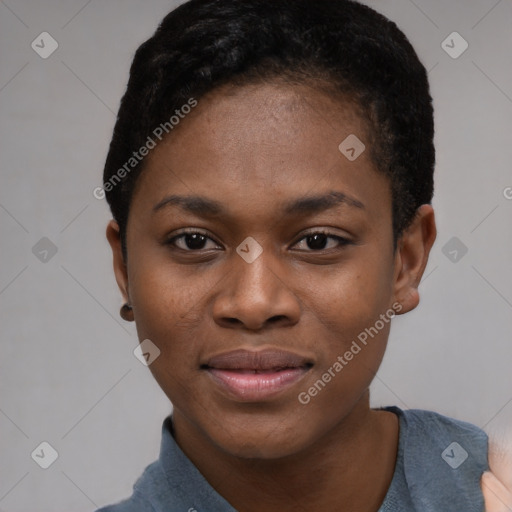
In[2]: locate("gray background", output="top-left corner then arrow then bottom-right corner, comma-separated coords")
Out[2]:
1,0 -> 511,510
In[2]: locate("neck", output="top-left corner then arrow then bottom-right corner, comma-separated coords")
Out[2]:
172,395 -> 399,512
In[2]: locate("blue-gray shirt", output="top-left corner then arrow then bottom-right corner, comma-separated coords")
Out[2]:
96,406 -> 489,511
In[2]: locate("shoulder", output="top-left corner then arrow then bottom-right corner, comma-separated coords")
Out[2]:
399,407 -> 488,472
94,414 -> 237,512
398,408 -> 489,510
95,495 -> 154,512
94,460 -> 166,512
94,414 -> 190,512
401,408 -> 488,453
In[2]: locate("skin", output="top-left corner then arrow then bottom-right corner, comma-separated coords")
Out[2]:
107,82 -> 437,511
482,439 -> 512,511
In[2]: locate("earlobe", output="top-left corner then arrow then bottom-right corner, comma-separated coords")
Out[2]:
106,220 -> 134,322
392,205 -> 437,314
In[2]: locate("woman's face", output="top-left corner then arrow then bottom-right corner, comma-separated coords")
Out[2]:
110,82 -> 411,459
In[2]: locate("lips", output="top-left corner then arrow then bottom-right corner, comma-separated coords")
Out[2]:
202,349 -> 313,401
205,349 -> 312,371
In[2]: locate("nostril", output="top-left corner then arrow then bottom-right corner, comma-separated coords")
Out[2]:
269,315 -> 287,323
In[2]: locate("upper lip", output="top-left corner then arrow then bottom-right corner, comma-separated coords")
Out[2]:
203,349 -> 314,371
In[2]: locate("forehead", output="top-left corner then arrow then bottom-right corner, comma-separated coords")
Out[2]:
174,81 -> 369,172
132,81 -> 389,221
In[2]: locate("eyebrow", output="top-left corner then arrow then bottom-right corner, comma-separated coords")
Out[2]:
283,191 -> 365,215
152,191 -> 365,217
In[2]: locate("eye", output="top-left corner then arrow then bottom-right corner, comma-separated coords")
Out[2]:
166,230 -> 221,251
166,229 -> 350,253
292,231 -> 351,251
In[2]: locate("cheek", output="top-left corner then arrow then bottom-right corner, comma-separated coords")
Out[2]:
298,266 -> 393,416
303,256 -> 393,340
128,258 -> 208,374
296,253 -> 394,401
129,245 -> 211,329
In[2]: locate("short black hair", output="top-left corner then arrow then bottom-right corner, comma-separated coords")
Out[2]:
103,0 -> 435,259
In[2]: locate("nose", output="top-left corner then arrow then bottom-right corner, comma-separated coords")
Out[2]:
212,250 -> 301,331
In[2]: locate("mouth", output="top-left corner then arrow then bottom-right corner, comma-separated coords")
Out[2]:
202,349 -> 314,401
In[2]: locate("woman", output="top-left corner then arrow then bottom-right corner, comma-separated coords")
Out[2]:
96,0 -> 511,510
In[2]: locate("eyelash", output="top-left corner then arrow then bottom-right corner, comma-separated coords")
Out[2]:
166,229 -> 352,252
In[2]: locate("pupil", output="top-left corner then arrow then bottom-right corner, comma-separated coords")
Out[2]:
307,234 -> 327,250
186,233 -> 206,249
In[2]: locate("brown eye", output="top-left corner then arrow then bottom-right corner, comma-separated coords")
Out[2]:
167,231 -> 220,251
293,232 -> 351,251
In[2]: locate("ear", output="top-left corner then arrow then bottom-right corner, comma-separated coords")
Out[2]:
392,204 -> 437,314
106,219 -> 134,321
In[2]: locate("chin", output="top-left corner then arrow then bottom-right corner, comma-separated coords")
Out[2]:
208,416 -> 313,460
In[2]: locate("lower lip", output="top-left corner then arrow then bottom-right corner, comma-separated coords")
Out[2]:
206,367 -> 310,401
